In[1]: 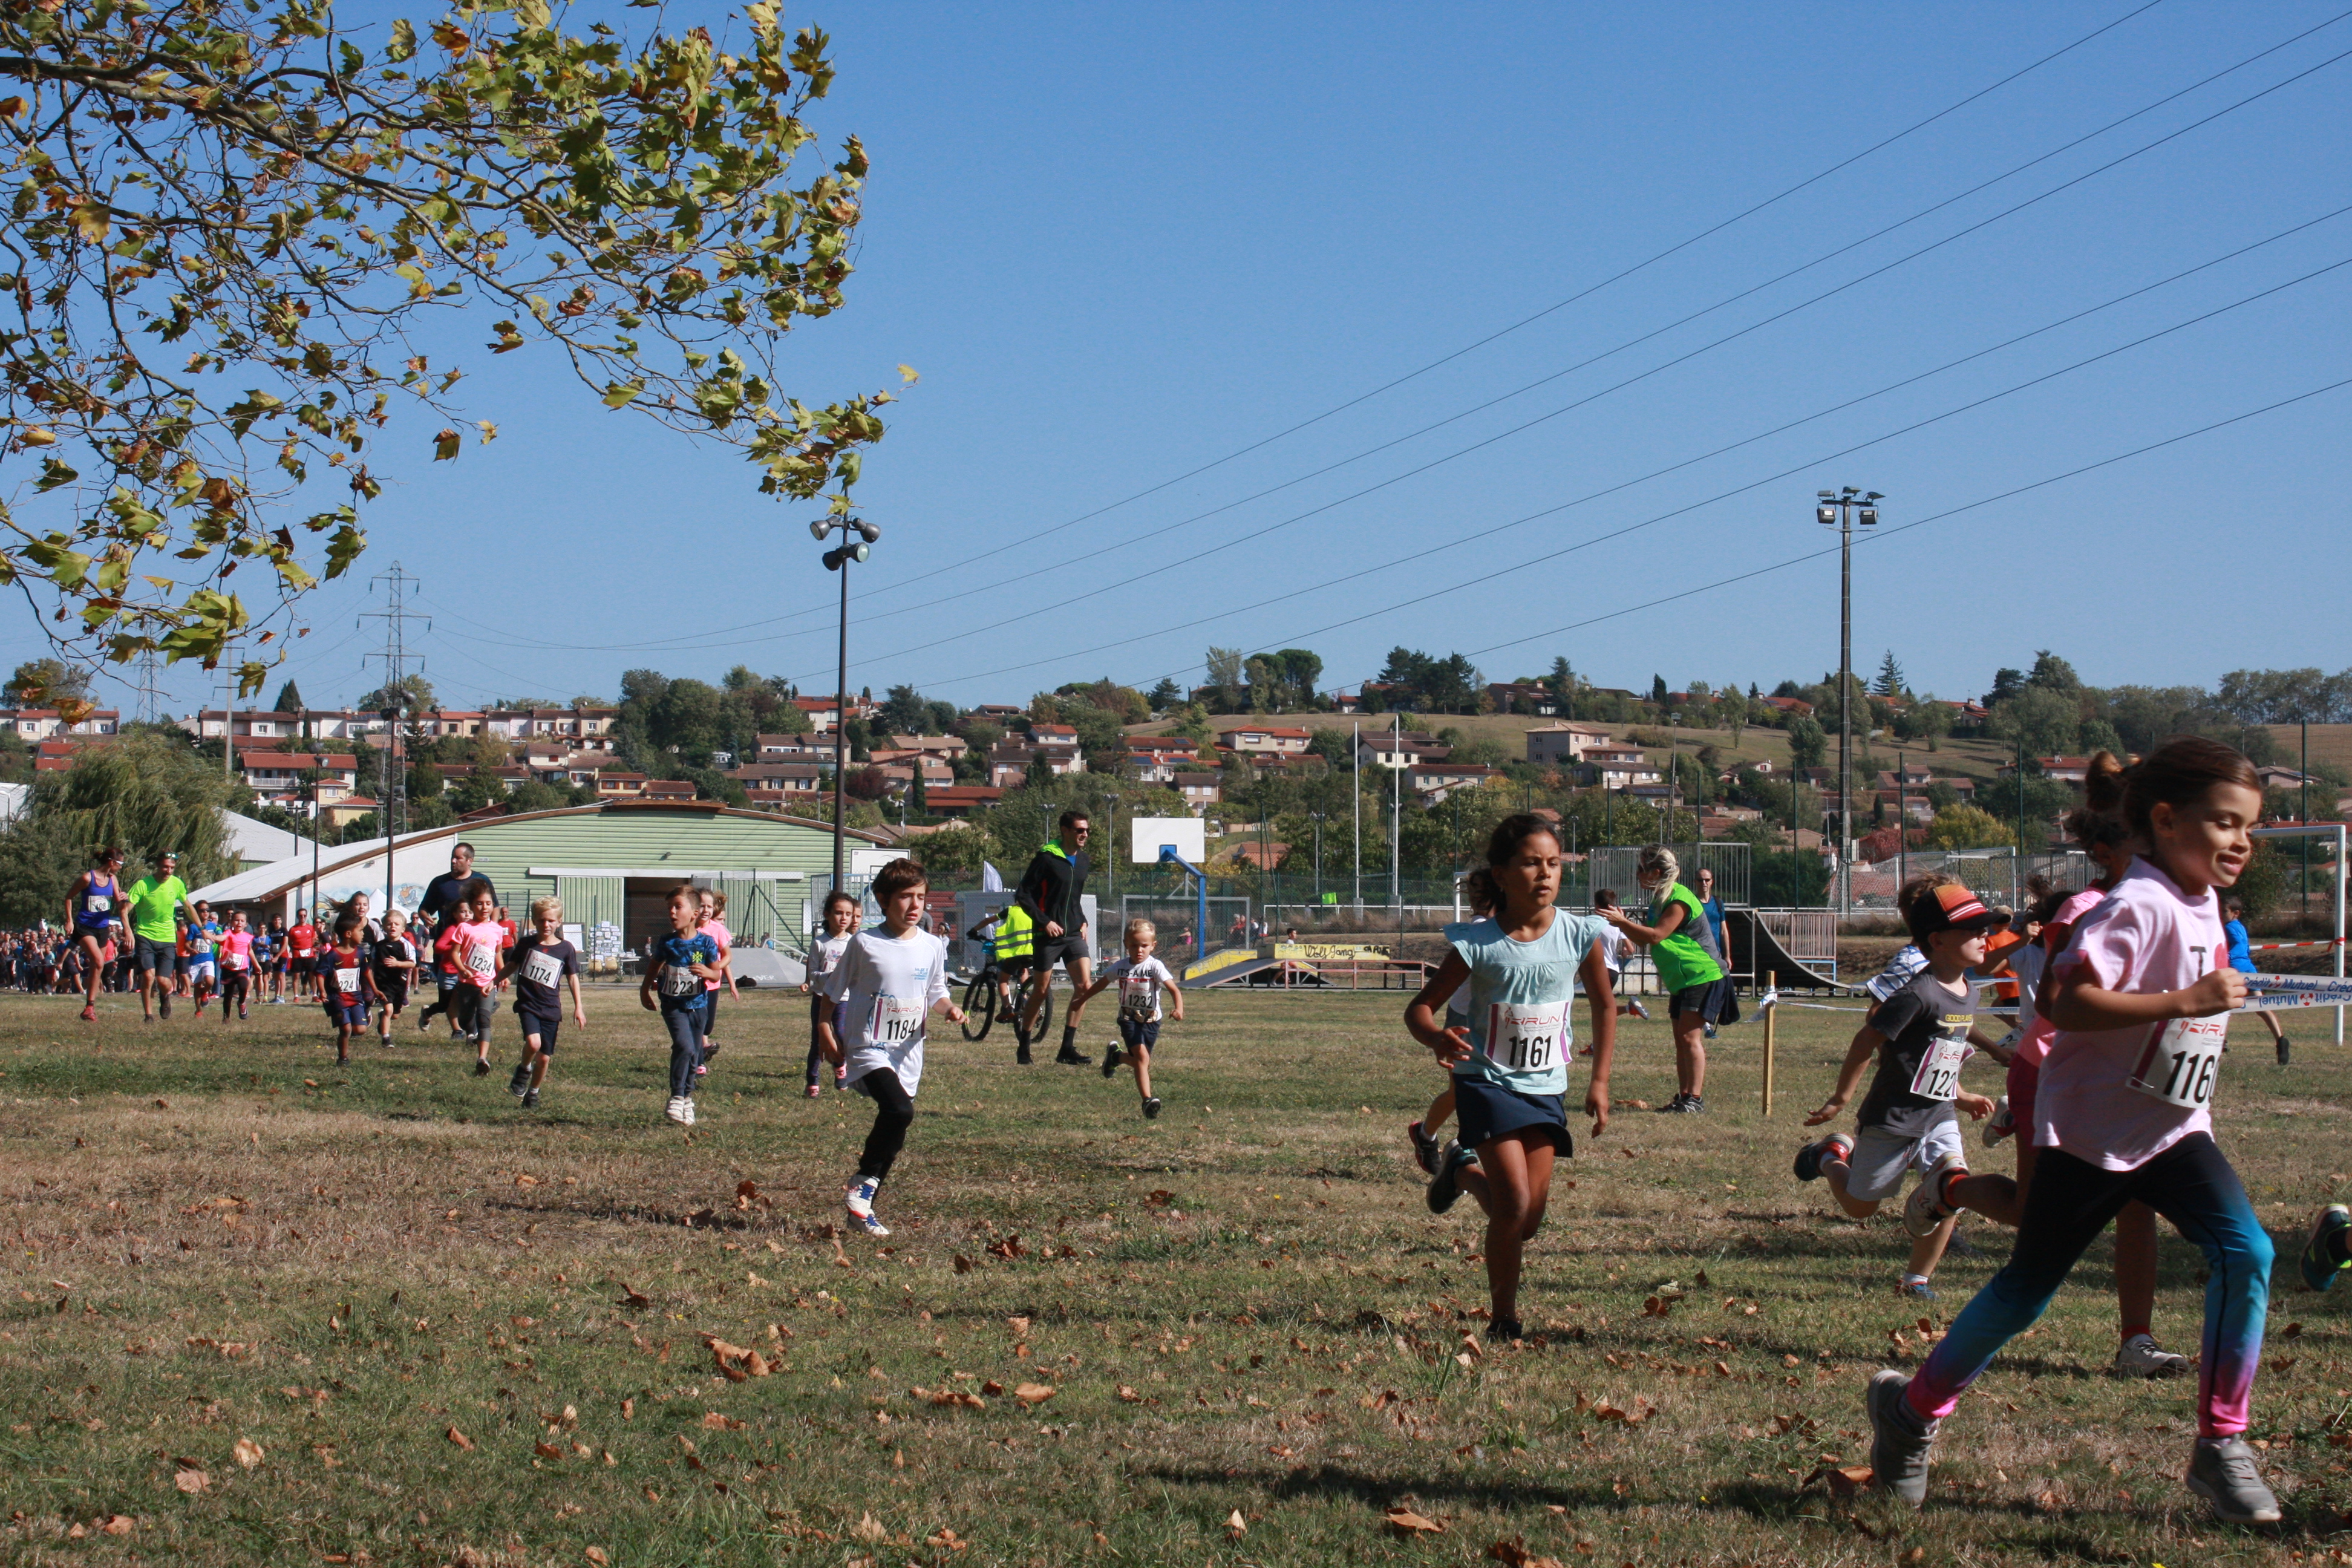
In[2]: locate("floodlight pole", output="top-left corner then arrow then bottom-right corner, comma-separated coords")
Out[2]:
814,515 -> 882,890
1817,488 -> 1882,924
1351,722 -> 1361,917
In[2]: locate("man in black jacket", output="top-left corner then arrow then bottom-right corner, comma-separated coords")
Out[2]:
414,840 -> 494,1038
1015,809 -> 1094,1065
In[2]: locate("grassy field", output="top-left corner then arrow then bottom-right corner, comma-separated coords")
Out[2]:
5,985 -> 2351,1566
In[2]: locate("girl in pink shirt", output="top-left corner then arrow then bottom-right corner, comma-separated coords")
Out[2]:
435,881 -> 509,1074
693,887 -> 740,1079
1869,737 -> 2276,1523
1985,753 -> 2186,1380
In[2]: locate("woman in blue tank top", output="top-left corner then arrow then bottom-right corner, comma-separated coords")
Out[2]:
67,846 -> 125,1021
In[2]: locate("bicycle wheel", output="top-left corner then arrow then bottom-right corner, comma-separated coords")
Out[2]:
1013,971 -> 1055,1048
960,973 -> 995,1041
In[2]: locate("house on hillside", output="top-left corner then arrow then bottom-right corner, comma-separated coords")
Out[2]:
1410,762 -> 1498,804
1760,696 -> 1815,718
1581,745 -> 1661,791
1215,724 -> 1310,756
1356,731 -> 1449,769
239,750 -> 360,808
3,707 -> 119,740
1172,773 -> 1221,812
1486,682 -> 1560,716
1524,721 -> 1615,765
925,785 -> 1002,820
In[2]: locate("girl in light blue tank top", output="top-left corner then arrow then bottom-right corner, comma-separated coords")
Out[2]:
1406,814 -> 1620,1342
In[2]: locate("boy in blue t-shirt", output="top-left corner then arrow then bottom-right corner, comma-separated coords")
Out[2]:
638,885 -> 720,1127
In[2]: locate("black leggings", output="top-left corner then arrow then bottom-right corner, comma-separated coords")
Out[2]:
218,971 -> 248,1013
856,1068 -> 915,1183
806,995 -> 828,1088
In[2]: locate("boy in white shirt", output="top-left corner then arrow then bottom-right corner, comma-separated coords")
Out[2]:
817,857 -> 966,1237
1079,917 -> 1185,1120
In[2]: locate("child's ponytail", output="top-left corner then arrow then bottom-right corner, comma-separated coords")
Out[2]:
2062,750 -> 2132,852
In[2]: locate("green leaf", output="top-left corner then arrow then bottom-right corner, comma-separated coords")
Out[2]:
433,428 -> 462,460
388,18 -> 418,61
34,458 -> 77,493
601,379 -> 645,410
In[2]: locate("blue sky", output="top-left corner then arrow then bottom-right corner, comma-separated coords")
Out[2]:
45,0 -> 2352,719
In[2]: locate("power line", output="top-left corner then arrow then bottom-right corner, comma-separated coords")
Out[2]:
901,247 -> 2352,695
399,4 -> 2178,661
787,31 -> 2352,686
359,563 -> 426,841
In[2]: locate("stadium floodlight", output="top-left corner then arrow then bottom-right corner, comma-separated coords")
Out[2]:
1812,485 -> 1887,924
814,515 -> 881,887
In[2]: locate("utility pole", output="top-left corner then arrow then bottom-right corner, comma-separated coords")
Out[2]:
134,645 -> 160,726
362,564 -> 427,921
1390,711 -> 1400,915
1816,488 -> 1881,924
1351,720 -> 1361,918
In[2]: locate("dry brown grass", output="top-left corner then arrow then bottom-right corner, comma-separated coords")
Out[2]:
0,987 -> 2344,1564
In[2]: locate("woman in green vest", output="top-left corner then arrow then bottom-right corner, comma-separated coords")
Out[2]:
1600,845 -> 1730,1114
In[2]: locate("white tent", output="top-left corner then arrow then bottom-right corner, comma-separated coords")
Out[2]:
221,811 -> 304,870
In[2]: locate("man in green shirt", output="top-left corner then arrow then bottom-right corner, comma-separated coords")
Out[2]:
125,851 -> 195,1022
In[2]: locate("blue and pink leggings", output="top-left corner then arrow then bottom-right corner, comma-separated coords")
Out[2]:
1906,1132 -> 2270,1437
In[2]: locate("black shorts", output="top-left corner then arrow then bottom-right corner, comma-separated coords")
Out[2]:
1034,935 -> 1088,972
134,936 -> 178,975
1117,1016 -> 1161,1051
1669,977 -> 1734,1025
516,1010 -> 561,1054
1451,1076 -> 1572,1157
995,953 -> 1033,981
374,973 -> 410,1009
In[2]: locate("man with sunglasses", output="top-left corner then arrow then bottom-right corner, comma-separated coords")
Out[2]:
1014,809 -> 1097,1065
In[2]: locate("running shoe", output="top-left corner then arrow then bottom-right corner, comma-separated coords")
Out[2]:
664,1096 -> 690,1126
1100,1045 -> 1124,1079
1865,1369 -> 1939,1508
682,1097 -> 696,1126
509,1063 -> 532,1098
159,993 -> 171,1020
1627,999 -> 1648,1021
2278,1034 -> 2293,1067
1982,1094 -> 2015,1148
472,1059 -> 491,1077
1898,1279 -> 1936,1299
2300,1204 -> 2352,1293
1703,1022 -> 1717,1040
1142,1097 -> 1162,1120
2114,1333 -> 2189,1379
79,1004 -> 96,1022
805,1083 -> 823,1099
1054,1045 -> 1093,1067
1426,1142 -> 1476,1215
1409,1120 -> 1441,1175
1489,1315 -> 1524,1344
1792,1131 -> 1854,1183
694,1062 -> 708,1077
1903,1153 -> 1965,1238
238,1007 -> 248,1020
701,1040 -> 722,1062
845,1177 -> 889,1236
520,1088 -> 540,1110
2186,1435 -> 2281,1524
1657,1093 -> 1705,1114
1016,1043 -> 1033,1065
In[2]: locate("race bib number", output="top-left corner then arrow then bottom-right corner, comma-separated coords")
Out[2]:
226,951 -> 247,971
523,950 -> 564,989
1486,1001 -> 1566,1073
83,895 -> 109,913
1120,976 -> 1159,1021
335,965 -> 361,996
465,945 -> 496,982
1907,1031 -> 1970,1101
2126,1014 -> 2229,1109
869,994 -> 924,1048
659,965 -> 701,998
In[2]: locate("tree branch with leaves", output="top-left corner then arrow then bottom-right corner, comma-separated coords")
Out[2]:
0,0 -> 896,711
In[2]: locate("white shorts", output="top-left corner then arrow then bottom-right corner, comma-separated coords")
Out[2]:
1843,1117 -> 1963,1204
188,957 -> 217,980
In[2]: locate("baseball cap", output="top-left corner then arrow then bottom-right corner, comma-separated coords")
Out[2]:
1907,882 -> 1998,941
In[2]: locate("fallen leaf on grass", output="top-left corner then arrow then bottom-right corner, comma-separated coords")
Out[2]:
232,1437 -> 264,1469
987,1236 -> 1025,1260
1488,1541 -> 1563,1568
1800,1463 -> 1873,1497
1383,1506 -> 1444,1535
445,1426 -> 474,1451
926,1526 -> 967,1551
701,1411 -> 746,1431
850,1512 -> 887,1544
618,1285 -> 652,1309
953,1254 -> 975,1274
1226,1510 -> 1247,1538
919,1387 -> 985,1410
514,1174 -> 541,1188
1116,1386 -> 1143,1403
172,1466 -> 209,1494
585,1549 -> 609,1566
1013,1382 -> 1056,1405
534,1442 -> 561,1459
100,1515 -> 134,1535
980,1380 -> 1005,1397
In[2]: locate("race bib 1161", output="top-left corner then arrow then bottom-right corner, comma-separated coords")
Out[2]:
2126,1014 -> 2228,1109
1486,1001 -> 1566,1074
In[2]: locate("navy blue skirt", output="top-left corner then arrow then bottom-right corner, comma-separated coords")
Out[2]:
1452,1075 -> 1572,1157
